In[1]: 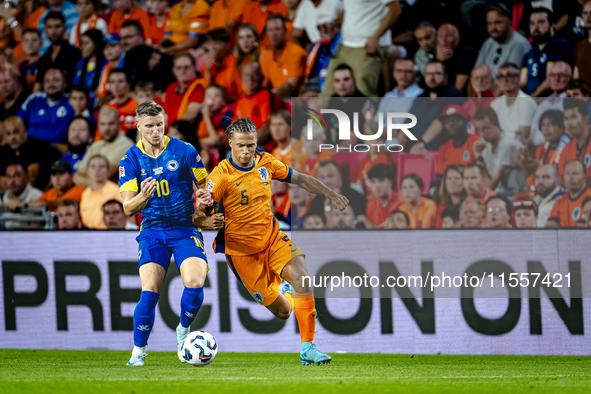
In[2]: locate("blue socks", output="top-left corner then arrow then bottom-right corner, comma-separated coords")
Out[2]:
180,287 -> 204,328
133,291 -> 160,347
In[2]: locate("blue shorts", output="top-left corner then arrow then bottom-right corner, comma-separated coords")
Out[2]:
136,227 -> 207,271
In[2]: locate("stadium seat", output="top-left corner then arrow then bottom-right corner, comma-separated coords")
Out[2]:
397,152 -> 438,195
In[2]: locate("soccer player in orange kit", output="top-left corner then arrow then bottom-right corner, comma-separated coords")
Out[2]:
193,117 -> 349,365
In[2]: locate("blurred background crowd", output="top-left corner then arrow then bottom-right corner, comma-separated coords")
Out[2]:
0,0 -> 590,230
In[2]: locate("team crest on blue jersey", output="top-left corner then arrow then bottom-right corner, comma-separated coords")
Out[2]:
57,106 -> 67,117
463,150 -> 470,161
584,154 -> 591,168
167,160 -> 179,171
572,207 -> 581,221
540,53 -> 547,64
258,167 -> 269,181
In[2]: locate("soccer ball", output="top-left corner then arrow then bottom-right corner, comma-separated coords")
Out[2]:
180,331 -> 218,366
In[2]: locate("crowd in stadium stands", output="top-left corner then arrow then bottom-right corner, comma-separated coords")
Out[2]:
0,0 -> 591,231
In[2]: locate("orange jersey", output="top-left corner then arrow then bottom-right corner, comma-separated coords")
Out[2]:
108,7 -> 151,36
399,198 -> 437,228
548,187 -> 591,227
148,13 -> 169,44
210,0 -> 251,29
39,185 -> 86,205
165,0 -> 211,43
298,150 -> 333,177
243,0 -> 288,36
94,98 -> 139,141
160,79 -> 205,126
201,53 -> 242,103
436,134 -> 481,175
271,139 -> 303,166
207,152 -> 292,255
557,133 -> 591,179
260,41 -> 307,89
234,89 -> 287,128
366,193 -> 404,227
96,61 -> 114,99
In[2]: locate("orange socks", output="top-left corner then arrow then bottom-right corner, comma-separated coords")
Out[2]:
294,292 -> 316,344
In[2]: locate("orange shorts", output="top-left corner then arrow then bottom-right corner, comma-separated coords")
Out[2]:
225,230 -> 304,306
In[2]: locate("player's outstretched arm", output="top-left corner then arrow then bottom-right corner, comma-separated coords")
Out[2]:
192,204 -> 225,230
289,170 -> 349,211
121,177 -> 156,217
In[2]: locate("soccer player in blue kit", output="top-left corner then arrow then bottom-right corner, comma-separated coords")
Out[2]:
118,101 -> 222,366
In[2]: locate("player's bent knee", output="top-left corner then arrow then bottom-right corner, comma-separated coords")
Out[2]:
275,309 -> 291,320
182,275 -> 205,288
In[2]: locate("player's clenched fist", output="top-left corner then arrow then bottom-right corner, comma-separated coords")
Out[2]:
206,213 -> 225,230
330,193 -> 349,211
140,177 -> 156,199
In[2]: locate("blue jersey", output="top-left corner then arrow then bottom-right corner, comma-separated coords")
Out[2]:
119,136 -> 207,230
17,93 -> 76,144
522,35 -> 573,95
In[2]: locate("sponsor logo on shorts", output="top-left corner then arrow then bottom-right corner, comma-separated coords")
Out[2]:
167,160 -> 179,171
253,292 -> 264,303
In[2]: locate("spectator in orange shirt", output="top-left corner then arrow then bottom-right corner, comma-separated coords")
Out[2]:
160,0 -> 210,55
558,98 -> 591,179
201,28 -> 242,103
434,165 -> 466,228
547,160 -> 591,228
104,68 -> 139,137
485,195 -> 512,228
435,105 -> 481,177
96,33 -> 124,100
70,0 -> 108,50
146,0 -> 169,45
234,62 -> 288,147
211,0 -> 252,41
243,0 -> 288,43
365,163 -> 404,227
196,83 -> 234,149
30,159 -> 85,210
269,109 -> 302,166
260,14 -> 307,98
399,174 -> 437,228
298,122 -> 333,177
108,0 -> 151,38
159,53 -> 205,125
385,210 -> 410,229
459,198 -> 484,228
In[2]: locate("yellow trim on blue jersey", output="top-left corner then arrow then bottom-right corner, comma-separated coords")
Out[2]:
120,178 -> 139,192
192,168 -> 208,181
137,136 -> 171,158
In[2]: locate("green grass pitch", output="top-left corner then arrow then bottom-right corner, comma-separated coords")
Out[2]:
1,350 -> 590,393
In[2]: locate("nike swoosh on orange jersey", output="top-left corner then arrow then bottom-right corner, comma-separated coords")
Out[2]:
236,180 -> 243,187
